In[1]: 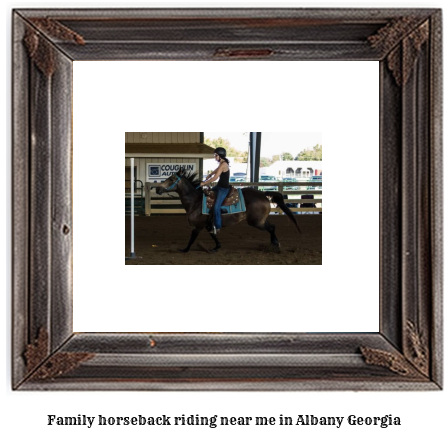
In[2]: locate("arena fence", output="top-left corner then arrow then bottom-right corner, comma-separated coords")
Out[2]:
141,181 -> 322,216
125,179 -> 145,215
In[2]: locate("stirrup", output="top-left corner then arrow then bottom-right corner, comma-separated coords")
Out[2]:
209,225 -> 217,235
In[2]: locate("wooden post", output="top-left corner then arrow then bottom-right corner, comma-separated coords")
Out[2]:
144,182 -> 152,216
278,182 -> 284,196
278,182 -> 284,215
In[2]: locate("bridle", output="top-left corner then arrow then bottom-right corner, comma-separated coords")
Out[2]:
161,172 -> 201,198
163,173 -> 182,196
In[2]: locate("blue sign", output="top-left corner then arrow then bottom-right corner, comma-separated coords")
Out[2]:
149,166 -> 161,177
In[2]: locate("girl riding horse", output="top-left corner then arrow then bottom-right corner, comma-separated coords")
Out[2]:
199,147 -> 230,234
155,166 -> 301,253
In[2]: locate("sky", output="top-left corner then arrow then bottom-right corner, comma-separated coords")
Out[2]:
204,132 -> 322,159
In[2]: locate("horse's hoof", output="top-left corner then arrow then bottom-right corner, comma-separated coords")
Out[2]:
211,247 -> 221,253
178,248 -> 189,253
262,244 -> 281,253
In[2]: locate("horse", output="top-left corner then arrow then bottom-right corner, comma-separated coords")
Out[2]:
154,168 -> 301,253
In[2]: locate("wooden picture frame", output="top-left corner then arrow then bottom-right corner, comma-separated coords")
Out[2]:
12,8 -> 442,390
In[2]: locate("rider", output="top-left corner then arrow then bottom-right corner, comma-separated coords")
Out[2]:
200,147 -> 230,234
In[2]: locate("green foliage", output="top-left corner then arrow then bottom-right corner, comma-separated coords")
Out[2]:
295,144 -> 322,161
205,137 -> 248,163
260,157 -> 272,167
281,152 -> 294,161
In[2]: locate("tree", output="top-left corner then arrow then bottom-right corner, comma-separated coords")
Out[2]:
295,144 -> 322,161
205,137 -> 248,163
260,157 -> 272,167
281,152 -> 294,161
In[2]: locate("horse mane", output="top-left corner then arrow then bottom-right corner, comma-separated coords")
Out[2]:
181,169 -> 201,188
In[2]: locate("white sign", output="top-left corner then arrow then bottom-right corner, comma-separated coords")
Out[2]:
147,163 -> 197,182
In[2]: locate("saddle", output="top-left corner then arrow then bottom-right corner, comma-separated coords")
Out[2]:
203,186 -> 239,210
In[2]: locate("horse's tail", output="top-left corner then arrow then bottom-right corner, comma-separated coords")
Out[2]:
265,191 -> 302,233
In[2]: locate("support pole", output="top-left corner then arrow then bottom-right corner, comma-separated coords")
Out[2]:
250,132 -> 262,185
130,158 -> 135,256
126,158 -> 140,260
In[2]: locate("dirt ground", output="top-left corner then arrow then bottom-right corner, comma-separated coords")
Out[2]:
125,214 -> 322,265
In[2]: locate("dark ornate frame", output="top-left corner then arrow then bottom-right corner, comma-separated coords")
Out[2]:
12,8 -> 442,390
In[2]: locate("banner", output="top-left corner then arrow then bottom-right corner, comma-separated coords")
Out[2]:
147,163 -> 197,182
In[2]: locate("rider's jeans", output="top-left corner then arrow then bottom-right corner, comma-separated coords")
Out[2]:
212,186 -> 230,230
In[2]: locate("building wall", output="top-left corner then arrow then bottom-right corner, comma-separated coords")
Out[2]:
125,132 -> 205,199
125,157 -> 201,186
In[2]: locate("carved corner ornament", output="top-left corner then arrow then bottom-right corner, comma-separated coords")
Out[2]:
361,320 -> 429,379
24,327 -> 50,372
368,17 -> 429,86
405,320 -> 429,376
24,328 -> 94,381
360,346 -> 424,379
23,17 -> 85,77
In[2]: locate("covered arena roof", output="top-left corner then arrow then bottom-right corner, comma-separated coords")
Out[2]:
125,132 -> 263,181
125,143 -> 215,158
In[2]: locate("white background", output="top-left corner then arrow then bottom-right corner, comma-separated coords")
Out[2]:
73,60 -> 379,332
3,1 -> 447,438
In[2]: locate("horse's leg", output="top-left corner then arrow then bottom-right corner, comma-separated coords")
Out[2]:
247,217 -> 280,247
246,197 -> 280,247
179,228 -> 201,253
209,232 -> 221,252
264,220 -> 280,247
205,211 -> 214,232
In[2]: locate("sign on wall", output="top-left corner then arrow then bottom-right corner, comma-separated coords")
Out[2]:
147,163 -> 197,182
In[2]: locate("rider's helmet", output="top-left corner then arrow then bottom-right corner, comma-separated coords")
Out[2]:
214,147 -> 227,158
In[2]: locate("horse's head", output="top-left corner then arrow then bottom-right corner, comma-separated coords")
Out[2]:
155,168 -> 186,195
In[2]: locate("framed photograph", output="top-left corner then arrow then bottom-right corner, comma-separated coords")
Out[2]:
12,8 -> 442,390
123,131 -> 323,265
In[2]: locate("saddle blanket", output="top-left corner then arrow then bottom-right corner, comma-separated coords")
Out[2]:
202,188 -> 246,215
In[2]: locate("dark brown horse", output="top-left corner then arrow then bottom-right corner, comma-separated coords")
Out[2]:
154,168 -> 301,253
